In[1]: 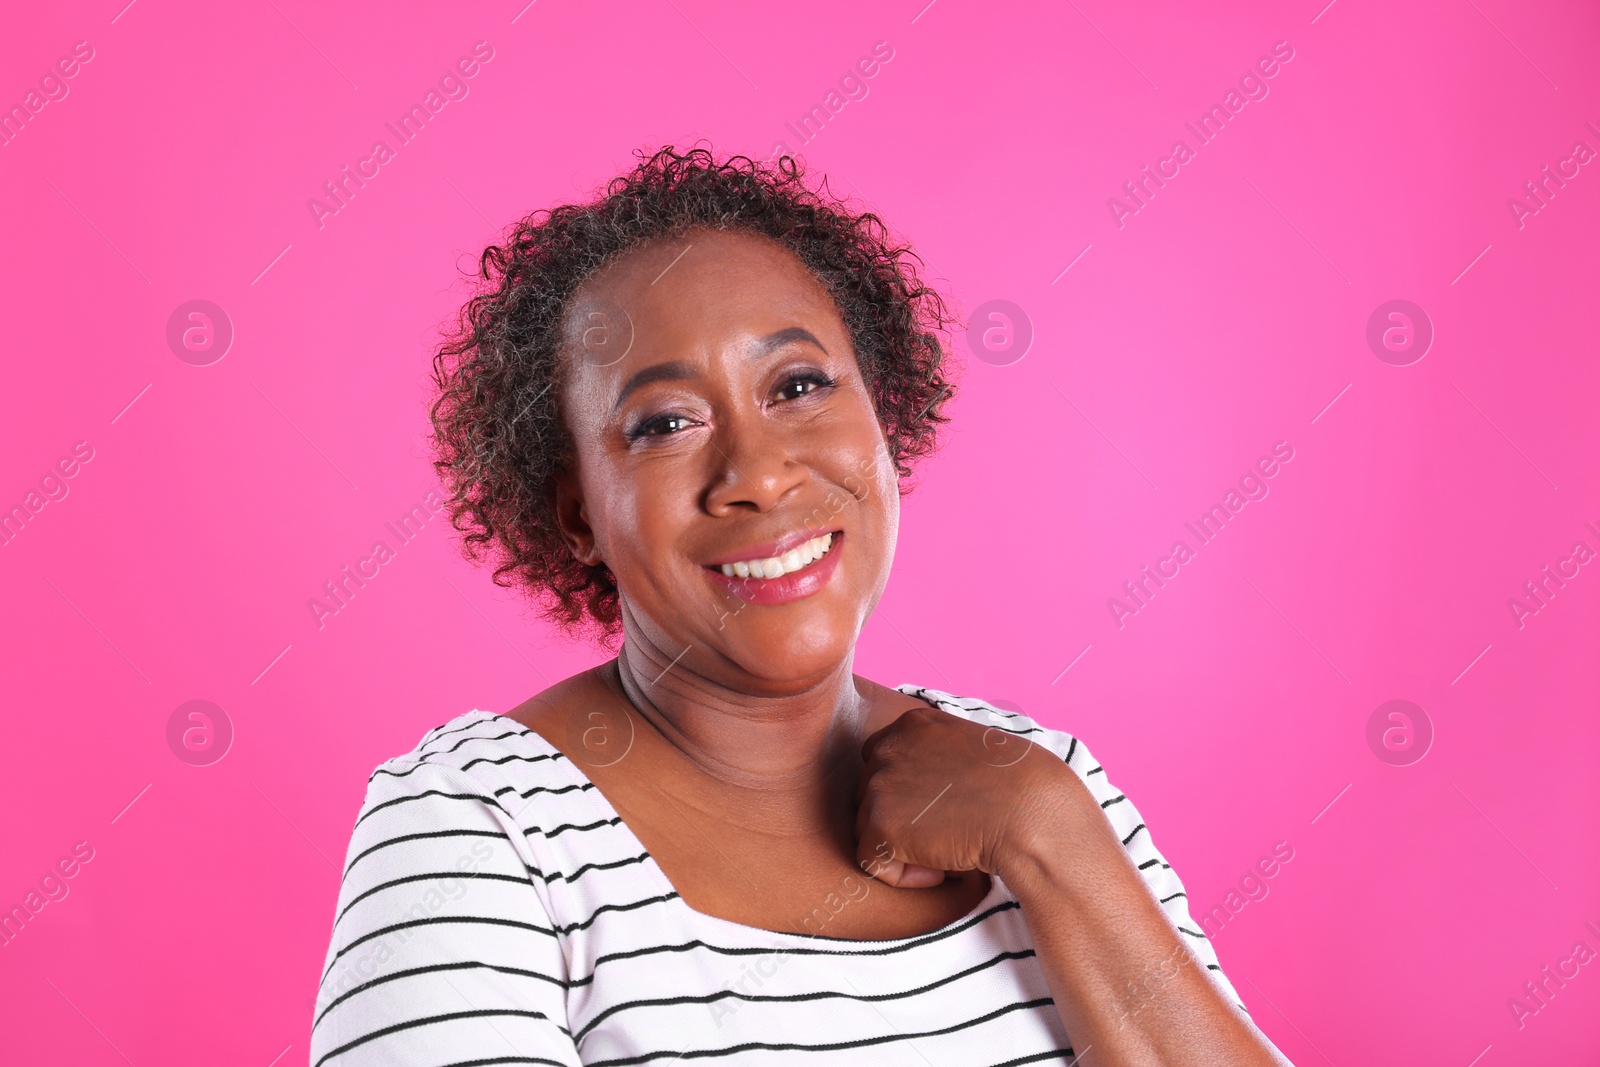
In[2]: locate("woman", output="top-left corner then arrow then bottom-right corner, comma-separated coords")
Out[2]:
309,146 -> 1290,1066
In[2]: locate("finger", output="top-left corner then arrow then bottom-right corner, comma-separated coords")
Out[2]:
859,707 -> 924,763
896,863 -> 948,888
859,849 -> 947,889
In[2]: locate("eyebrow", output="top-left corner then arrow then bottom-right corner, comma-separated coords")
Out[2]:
609,327 -> 828,413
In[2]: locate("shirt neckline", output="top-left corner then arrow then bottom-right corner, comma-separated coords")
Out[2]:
461,696 -> 1017,951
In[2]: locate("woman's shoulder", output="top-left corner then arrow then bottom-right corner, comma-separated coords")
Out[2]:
359,707 -> 569,809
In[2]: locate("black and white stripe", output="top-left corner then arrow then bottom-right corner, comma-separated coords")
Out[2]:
309,684 -> 1244,1066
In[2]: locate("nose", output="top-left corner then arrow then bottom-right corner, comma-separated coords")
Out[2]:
703,413 -> 809,515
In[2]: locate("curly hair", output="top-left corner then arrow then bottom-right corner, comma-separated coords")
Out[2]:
427,144 -> 959,647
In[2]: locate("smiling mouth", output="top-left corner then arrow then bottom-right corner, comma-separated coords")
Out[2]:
706,531 -> 836,580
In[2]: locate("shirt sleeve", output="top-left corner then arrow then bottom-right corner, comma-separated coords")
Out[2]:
309,758 -> 582,1067
1047,729 -> 1249,1014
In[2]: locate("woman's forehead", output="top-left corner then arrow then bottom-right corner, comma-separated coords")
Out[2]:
561,230 -> 843,360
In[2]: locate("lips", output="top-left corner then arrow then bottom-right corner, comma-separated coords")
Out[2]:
704,530 -> 845,606
702,525 -> 839,567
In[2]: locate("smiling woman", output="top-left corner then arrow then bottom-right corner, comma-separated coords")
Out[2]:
307,145 -> 1293,1066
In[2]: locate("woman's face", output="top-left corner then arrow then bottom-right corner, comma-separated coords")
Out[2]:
553,228 -> 900,689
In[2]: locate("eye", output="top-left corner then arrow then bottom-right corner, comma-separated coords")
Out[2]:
627,412 -> 699,440
776,371 -> 836,402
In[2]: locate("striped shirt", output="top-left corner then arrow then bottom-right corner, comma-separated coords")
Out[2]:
309,685 -> 1246,1066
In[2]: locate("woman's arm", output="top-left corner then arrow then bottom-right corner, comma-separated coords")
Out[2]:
854,706 -> 1291,1066
993,765 -> 1289,1065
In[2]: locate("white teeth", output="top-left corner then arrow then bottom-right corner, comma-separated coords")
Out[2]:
717,532 -> 835,580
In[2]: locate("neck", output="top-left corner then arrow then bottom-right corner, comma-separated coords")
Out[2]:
607,632 -> 873,834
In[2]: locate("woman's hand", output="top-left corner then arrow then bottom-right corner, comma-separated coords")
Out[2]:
853,704 -> 1089,888
856,705 -> 1293,1065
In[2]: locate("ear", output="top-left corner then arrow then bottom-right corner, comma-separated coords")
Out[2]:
551,469 -> 603,567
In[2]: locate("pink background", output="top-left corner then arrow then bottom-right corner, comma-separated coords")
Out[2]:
2,0 -> 1597,1063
